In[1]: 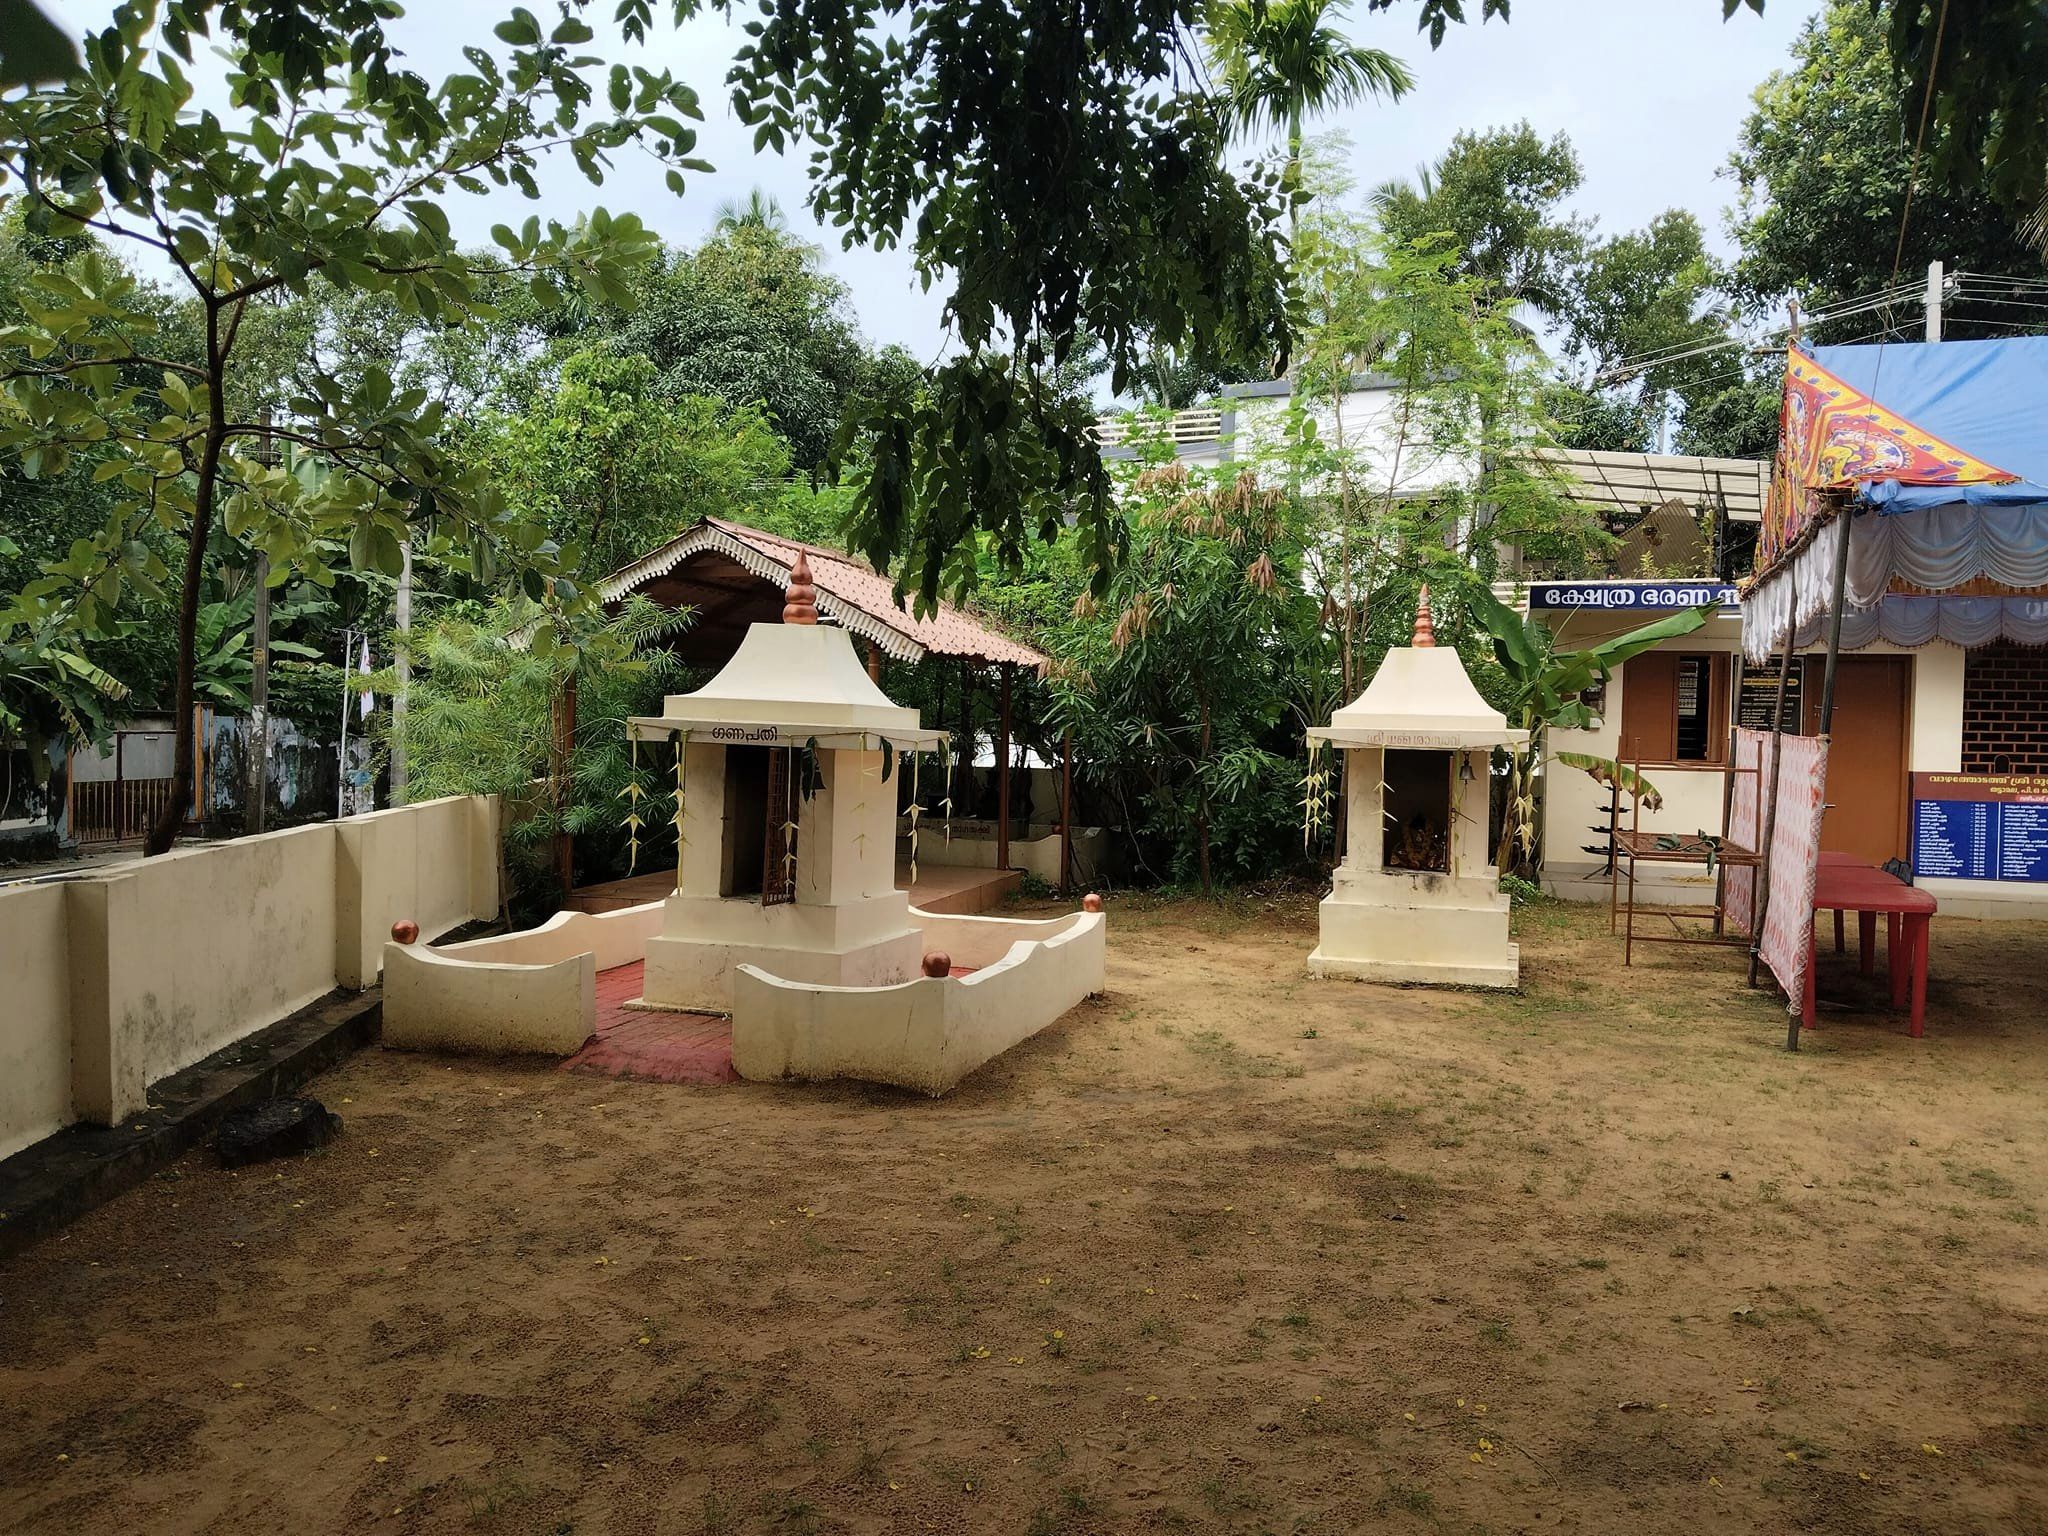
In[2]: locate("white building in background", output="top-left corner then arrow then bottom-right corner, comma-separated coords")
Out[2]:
1098,383 -> 1769,581
1097,374 -> 1477,497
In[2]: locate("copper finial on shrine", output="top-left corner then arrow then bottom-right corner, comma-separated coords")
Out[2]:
783,551 -> 819,624
1411,584 -> 1436,648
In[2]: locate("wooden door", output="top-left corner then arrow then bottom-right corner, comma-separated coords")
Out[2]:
1808,656 -> 1910,864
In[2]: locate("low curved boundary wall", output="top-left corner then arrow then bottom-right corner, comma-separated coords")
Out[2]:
380,902 -> 665,1057
0,795 -> 499,1161
897,822 -> 1109,885
731,908 -> 1106,1095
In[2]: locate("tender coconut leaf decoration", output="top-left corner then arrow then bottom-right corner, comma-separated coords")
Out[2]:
907,749 -> 924,886
938,736 -> 955,844
620,734 -> 644,875
1300,737 -> 1334,851
671,731 -> 689,894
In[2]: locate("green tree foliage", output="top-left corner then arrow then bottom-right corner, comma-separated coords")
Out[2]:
1019,172 -> 1614,890
280,272 -> 561,424
1373,123 -> 1588,318
1207,0 -> 1413,220
1873,0 -> 2048,217
371,593 -> 690,915
1374,120 -> 1765,464
0,2 -> 77,89
477,348 -> 795,577
1674,370 -> 1781,460
1048,436 -> 1324,891
1291,196 -> 1604,684
0,535 -> 131,778
0,0 -> 702,851
712,187 -> 790,235
593,227 -> 873,468
744,0 -> 1299,607
1553,211 -> 1730,452
730,0 -> 1543,600
1727,0 -> 2043,339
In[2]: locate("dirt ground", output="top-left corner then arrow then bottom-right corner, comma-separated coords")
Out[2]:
6,893 -> 2048,1536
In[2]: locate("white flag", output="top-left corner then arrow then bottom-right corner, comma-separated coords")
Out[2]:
358,634 -> 374,719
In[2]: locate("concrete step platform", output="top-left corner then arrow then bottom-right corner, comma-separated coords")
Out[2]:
563,862 -> 1023,917
560,961 -> 738,1085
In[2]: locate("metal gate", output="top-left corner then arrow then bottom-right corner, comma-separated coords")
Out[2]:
65,714 -> 207,844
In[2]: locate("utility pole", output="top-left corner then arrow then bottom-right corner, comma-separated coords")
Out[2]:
391,535 -> 411,805
337,625 -> 351,820
245,551 -> 271,834
1925,259 -> 1944,342
245,412 -> 275,835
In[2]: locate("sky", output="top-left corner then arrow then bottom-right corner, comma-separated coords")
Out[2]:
46,0 -> 1824,369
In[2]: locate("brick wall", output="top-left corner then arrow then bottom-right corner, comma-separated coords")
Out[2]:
1962,642 -> 2048,773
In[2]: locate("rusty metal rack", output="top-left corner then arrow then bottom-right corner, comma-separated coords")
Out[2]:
1609,754 -> 1762,965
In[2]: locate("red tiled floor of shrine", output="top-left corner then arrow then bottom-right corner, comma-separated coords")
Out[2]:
561,961 -> 738,1085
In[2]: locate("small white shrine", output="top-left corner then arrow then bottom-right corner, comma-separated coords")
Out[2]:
381,553 -> 1102,1095
629,556 -> 945,1010
1306,588 -> 1526,989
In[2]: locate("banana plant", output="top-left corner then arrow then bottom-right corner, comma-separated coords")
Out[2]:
189,586 -> 324,711
1553,751 -> 1665,812
1465,584 -> 1712,875
0,616 -> 129,799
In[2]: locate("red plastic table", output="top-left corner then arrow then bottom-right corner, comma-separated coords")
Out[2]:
1804,861 -> 1937,1036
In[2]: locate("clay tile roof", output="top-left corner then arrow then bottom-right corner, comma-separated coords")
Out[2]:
599,516 -> 1049,675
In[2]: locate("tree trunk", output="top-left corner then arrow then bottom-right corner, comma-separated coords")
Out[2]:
391,535 -> 411,805
996,662 -> 1013,872
1060,727 -> 1074,897
1196,686 -> 1214,895
552,668 -> 577,899
957,658 -> 974,815
1494,750 -> 1523,876
1286,105 -> 1302,248
1328,357 -> 1357,699
244,550 -> 270,836
1494,726 -> 1541,880
147,306 -> 226,856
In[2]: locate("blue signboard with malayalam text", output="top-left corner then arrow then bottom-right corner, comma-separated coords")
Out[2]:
1527,581 -> 1740,613
1912,774 -> 2048,882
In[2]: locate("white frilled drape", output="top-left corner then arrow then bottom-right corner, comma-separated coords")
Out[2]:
1741,502 -> 2048,662
1780,595 -> 2048,652
1741,517 -> 1845,663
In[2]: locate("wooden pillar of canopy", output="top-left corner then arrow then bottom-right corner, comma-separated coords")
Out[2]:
997,662 -> 1014,871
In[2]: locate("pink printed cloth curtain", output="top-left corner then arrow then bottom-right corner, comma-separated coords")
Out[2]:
1724,726 -> 1829,1010
1724,729 -> 1772,938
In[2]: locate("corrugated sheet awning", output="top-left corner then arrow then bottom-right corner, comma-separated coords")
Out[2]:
1524,448 -> 1769,525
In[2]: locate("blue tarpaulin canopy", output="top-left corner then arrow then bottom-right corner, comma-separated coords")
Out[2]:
1744,337 -> 2048,661
1814,337 -> 2048,511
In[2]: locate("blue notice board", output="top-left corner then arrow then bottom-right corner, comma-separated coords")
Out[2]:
1912,774 -> 2048,881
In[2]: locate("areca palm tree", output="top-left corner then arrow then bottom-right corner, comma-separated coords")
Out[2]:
712,187 -> 790,235
1207,0 -> 1413,218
